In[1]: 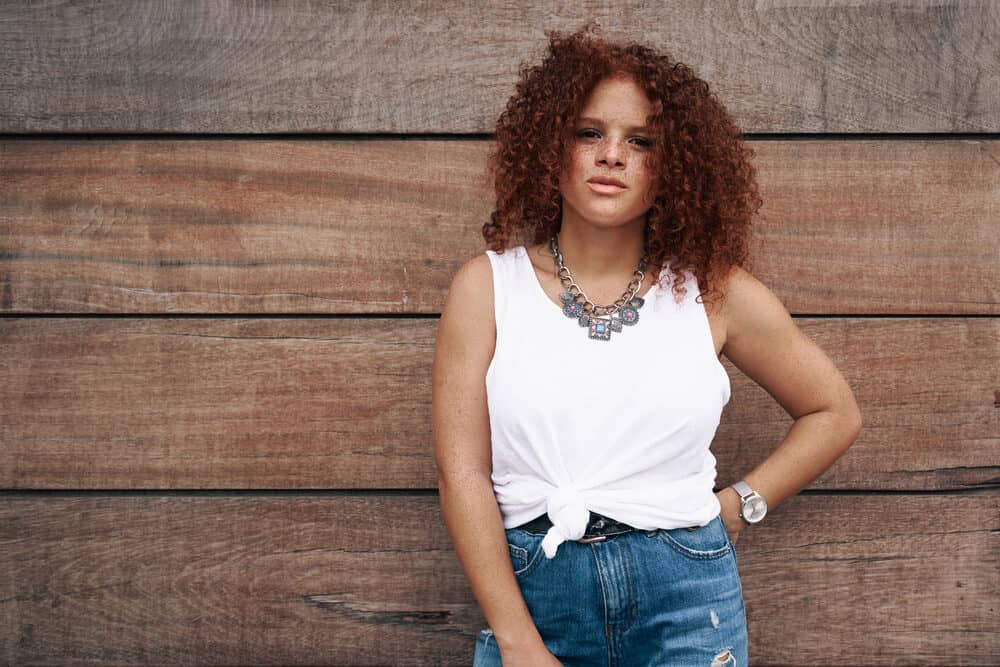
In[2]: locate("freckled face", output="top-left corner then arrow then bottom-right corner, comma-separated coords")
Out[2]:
558,75 -> 657,230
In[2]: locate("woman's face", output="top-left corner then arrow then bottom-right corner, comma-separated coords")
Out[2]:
558,74 -> 656,231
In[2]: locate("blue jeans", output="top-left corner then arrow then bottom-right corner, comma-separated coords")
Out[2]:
472,513 -> 747,666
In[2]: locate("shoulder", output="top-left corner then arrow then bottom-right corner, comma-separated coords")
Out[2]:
719,265 -> 769,305
448,252 -> 494,302
435,252 -> 496,368
716,265 -> 794,351
715,265 -> 862,426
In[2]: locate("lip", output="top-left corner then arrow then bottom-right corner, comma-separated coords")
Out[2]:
586,176 -> 627,195
587,181 -> 627,195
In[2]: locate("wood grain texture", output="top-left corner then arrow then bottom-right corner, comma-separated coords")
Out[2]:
1,317 -> 996,491
0,493 -> 996,665
741,491 -> 1000,665
2,138 -> 997,314
2,2 -> 996,663
1,1 -> 997,133
0,139 -> 491,314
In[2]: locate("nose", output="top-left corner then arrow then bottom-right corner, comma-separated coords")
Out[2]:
596,137 -> 625,168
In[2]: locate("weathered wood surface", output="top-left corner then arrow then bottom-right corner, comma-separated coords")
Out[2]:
2,2 -> 996,664
1,1 -> 997,133
743,492 -> 999,665
1,317 -> 996,491
2,139 -> 997,315
0,493 -> 996,665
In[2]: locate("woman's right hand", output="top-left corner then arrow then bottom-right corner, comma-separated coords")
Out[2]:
499,641 -> 564,666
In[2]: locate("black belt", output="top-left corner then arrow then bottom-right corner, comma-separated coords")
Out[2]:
514,511 -> 638,544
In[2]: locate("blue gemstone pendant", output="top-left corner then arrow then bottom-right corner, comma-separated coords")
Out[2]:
588,318 -> 612,340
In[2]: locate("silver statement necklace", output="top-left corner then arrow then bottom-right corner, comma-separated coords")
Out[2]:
549,233 -> 649,341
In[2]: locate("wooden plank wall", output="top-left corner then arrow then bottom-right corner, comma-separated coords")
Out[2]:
1,2 -> 997,665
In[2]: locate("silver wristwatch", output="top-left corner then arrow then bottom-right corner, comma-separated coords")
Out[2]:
731,480 -> 767,525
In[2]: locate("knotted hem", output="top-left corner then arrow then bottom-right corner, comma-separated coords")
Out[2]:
539,487 -> 590,559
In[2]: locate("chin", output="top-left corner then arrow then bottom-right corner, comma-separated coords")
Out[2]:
561,196 -> 649,229
577,211 -> 647,228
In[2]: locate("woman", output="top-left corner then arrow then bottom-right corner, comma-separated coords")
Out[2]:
433,25 -> 862,667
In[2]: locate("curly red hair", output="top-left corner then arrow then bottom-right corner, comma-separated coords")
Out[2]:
484,23 -> 763,307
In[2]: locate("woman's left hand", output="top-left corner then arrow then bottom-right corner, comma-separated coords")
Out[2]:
715,486 -> 746,546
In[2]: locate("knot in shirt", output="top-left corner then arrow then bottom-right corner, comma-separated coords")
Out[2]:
540,487 -> 590,559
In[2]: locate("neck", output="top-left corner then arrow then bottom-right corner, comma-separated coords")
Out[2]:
554,219 -> 647,283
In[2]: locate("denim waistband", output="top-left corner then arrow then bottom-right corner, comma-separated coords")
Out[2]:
514,510 -> 638,540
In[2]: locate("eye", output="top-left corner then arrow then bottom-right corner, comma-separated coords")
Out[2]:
576,128 -> 601,139
630,136 -> 653,148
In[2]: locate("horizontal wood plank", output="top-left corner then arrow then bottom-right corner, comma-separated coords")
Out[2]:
0,493 -> 996,665
1,2 -> 997,133
1,317 -> 996,491
2,139 -> 997,314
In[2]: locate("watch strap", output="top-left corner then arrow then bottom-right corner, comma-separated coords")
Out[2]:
731,480 -> 754,499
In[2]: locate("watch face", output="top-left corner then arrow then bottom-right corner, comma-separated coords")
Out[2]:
744,496 -> 767,522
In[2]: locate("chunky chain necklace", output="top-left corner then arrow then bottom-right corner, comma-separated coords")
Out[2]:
549,234 -> 648,341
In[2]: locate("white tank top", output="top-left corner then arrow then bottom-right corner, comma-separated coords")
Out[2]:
484,245 -> 731,559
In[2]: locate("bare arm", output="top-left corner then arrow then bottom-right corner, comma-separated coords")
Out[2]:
432,254 -> 548,655
718,266 -> 863,520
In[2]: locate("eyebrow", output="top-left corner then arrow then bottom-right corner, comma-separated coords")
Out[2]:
577,117 -> 653,133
